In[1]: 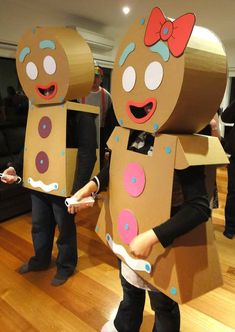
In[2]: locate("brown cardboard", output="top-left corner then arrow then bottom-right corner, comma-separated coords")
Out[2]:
16,27 -> 94,105
111,11 -> 227,134
96,127 -> 227,303
95,6 -> 228,304
23,102 -> 99,197
175,134 -> 229,168
16,26 -> 99,197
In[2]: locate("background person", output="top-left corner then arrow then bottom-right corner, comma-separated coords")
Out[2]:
221,100 -> 235,239
79,66 -> 113,168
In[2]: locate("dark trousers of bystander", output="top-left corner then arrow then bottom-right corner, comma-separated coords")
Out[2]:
224,156 -> 235,236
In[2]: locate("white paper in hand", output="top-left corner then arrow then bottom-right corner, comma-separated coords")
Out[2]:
65,196 -> 95,207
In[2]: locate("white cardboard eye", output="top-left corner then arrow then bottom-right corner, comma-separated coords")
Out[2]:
145,61 -> 163,90
122,66 -> 136,92
26,61 -> 38,80
43,55 -> 56,75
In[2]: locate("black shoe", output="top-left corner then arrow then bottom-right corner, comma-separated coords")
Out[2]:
51,273 -> 69,287
223,231 -> 234,239
18,262 -> 49,274
17,263 -> 30,274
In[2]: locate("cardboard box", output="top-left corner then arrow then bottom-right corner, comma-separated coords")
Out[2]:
96,127 -> 228,303
95,7 -> 228,303
16,27 -> 99,196
23,102 -> 99,197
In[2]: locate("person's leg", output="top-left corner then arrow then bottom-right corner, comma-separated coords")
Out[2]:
52,195 -> 77,278
148,290 -> 180,332
113,272 -> 145,332
27,191 -> 55,270
224,156 -> 235,237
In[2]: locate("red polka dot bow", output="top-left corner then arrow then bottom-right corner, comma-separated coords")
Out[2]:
144,7 -> 196,57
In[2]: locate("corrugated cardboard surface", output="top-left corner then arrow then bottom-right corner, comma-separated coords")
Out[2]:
111,15 -> 227,134
23,102 -> 99,197
16,27 -> 94,105
96,127 -> 227,303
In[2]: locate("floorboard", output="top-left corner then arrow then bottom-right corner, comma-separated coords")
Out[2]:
0,167 -> 234,331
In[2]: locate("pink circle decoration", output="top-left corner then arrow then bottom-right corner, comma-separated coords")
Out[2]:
118,209 -> 138,244
124,163 -> 145,197
38,116 -> 52,138
35,151 -> 49,173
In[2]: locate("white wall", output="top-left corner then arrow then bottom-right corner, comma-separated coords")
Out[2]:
2,1 -> 235,72
225,42 -> 235,76
0,0 -> 116,66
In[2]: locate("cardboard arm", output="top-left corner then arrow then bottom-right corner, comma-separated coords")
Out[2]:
66,101 -> 99,115
175,134 -> 229,169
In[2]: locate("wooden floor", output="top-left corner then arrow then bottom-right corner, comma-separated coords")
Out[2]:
0,167 -> 234,332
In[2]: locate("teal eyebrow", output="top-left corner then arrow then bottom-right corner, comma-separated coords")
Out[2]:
119,42 -> 136,66
150,41 -> 170,62
19,47 -> 31,63
39,40 -> 56,50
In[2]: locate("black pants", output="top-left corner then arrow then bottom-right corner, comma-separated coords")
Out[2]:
224,156 -> 235,234
114,271 -> 180,332
28,191 -> 77,277
100,127 -> 106,169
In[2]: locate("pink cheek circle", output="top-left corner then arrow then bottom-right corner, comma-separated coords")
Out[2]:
124,163 -> 145,197
118,209 -> 138,244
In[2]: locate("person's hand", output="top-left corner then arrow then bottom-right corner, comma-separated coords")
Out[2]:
210,114 -> 221,139
67,180 -> 97,214
0,167 -> 17,184
129,229 -> 159,259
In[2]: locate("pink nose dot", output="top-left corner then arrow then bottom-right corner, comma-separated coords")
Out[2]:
118,209 -> 138,244
124,163 -> 145,197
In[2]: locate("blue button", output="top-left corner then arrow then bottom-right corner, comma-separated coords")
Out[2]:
165,146 -> 171,154
131,176 -> 136,183
163,27 -> 169,35
154,123 -> 159,131
145,264 -> 151,272
124,223 -> 129,230
170,287 -> 177,295
115,135 -> 120,142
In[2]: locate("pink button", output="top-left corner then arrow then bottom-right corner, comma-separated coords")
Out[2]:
118,209 -> 138,244
124,163 -> 145,197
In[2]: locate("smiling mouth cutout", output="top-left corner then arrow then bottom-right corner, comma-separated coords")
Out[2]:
127,98 -> 157,123
36,82 -> 58,100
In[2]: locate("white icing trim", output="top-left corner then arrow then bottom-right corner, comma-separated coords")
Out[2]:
28,177 -> 58,192
106,233 -> 152,274
93,176 -> 100,193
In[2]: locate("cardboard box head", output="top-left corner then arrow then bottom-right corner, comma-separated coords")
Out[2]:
16,27 -> 94,105
111,7 -> 227,134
